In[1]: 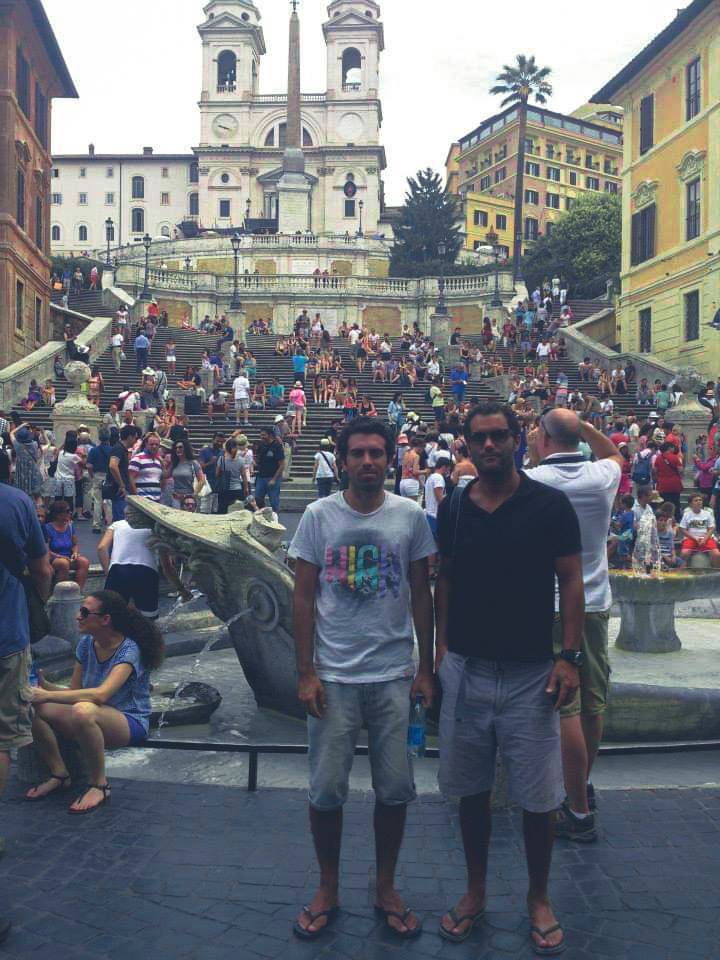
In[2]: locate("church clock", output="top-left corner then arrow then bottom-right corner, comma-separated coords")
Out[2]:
212,114 -> 239,139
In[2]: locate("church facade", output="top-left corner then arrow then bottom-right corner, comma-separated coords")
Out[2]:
50,0 -> 387,255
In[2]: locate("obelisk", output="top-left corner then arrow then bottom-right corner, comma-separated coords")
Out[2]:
277,0 -> 311,233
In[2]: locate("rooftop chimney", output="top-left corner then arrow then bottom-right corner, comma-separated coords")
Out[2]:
143,146 -> 153,155
88,143 -> 95,156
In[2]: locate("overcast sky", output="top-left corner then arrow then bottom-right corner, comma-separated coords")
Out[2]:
45,0 -> 686,205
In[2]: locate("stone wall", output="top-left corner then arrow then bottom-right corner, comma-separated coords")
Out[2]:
368,258 -> 390,278
448,304 -> 484,334
156,298 -> 193,327
197,257 -> 234,275
330,260 -> 353,277
362,305 -> 402,334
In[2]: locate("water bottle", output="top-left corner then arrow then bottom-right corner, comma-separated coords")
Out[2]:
407,695 -> 426,759
28,658 -> 39,687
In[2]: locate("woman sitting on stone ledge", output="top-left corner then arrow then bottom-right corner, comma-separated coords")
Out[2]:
25,590 -> 164,813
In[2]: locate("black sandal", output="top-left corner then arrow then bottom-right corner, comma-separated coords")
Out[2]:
68,783 -> 111,816
25,773 -> 71,801
292,905 -> 339,940
374,905 -> 422,940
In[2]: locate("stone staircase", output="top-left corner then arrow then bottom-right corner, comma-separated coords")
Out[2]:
50,289 -> 117,319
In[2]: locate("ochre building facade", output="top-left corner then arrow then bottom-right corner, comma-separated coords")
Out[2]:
592,0 -> 720,377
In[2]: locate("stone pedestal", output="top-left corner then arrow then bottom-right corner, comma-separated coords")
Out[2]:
51,361 -> 102,445
169,389 -> 186,415
278,157 -> 312,235
429,312 -> 452,356
670,369 -> 711,487
46,581 -> 82,648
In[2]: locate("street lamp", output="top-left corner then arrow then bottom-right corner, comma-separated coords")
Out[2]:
185,256 -> 192,273
230,232 -> 242,310
436,240 -> 448,316
357,200 -> 364,238
139,233 -> 152,301
485,229 -> 503,309
105,217 -> 114,265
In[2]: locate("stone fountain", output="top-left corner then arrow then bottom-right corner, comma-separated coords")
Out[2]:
51,360 -> 102,445
610,372 -> 720,653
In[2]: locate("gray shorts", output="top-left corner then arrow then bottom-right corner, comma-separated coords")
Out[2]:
0,648 -> 33,751
308,677 -> 416,811
438,652 -> 563,813
235,397 -> 250,412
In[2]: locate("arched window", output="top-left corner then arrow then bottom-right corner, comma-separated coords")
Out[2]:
131,176 -> 144,199
342,47 -> 362,90
189,192 -> 199,216
78,225 -> 88,242
217,50 -> 237,91
51,225 -> 61,242
189,161 -> 199,183
131,208 -> 144,233
265,122 -> 313,148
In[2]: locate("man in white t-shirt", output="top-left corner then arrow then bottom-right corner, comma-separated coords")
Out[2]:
97,520 -> 160,618
527,410 -> 622,842
679,494 -> 720,564
536,339 -> 551,360
348,325 -> 360,359
111,331 -> 124,371
232,373 -> 251,426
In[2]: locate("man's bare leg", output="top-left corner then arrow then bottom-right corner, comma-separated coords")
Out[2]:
295,806 -> 342,935
441,792 -> 491,937
581,714 -> 604,780
524,810 -> 563,952
374,802 -> 419,934
560,715 -> 589,814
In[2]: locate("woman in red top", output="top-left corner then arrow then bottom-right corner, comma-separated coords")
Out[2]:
654,441 -> 684,519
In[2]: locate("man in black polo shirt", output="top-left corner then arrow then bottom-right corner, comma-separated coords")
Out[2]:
435,402 -> 584,956
107,424 -> 139,522
255,427 -> 285,513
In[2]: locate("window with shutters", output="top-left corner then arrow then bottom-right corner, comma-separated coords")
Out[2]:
189,193 -> 199,216
546,167 -> 561,182
35,297 -> 42,341
78,225 -> 88,242
605,182 -> 618,194
51,225 -> 61,242
569,171 -> 577,186
35,84 -> 47,147
16,170 -> 25,228
631,204 -> 656,265
684,290 -> 700,342
586,176 -> 600,191
686,58 -> 701,121
494,167 -> 506,183
525,161 -> 540,177
639,95 -> 654,155
131,208 -> 144,233
473,210 -> 488,227
479,175 -> 491,191
686,178 -> 700,241
219,199 -> 231,219
16,46 -> 29,115
496,214 -> 507,230
131,176 -> 145,199
524,218 -> 538,241
35,196 -> 42,245
546,193 -> 560,209
15,280 -> 24,331
525,189 -> 539,205
639,308 -> 652,353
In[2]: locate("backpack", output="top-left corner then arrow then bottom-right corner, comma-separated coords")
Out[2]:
631,453 -> 652,485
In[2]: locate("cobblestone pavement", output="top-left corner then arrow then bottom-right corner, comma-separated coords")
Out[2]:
2,780 -> 720,959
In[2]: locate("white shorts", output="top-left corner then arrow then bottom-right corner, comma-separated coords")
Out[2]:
399,479 -> 420,499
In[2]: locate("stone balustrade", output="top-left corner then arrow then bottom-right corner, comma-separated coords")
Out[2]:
0,318 -> 113,411
116,263 -> 511,301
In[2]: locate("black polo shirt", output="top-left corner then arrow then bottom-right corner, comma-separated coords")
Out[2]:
437,472 -> 581,662
256,440 -> 285,478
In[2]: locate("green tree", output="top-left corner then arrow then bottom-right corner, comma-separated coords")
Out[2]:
521,192 -> 621,298
489,55 -> 552,282
390,168 -> 463,277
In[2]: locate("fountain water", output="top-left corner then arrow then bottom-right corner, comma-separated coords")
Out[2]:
631,508 -> 663,578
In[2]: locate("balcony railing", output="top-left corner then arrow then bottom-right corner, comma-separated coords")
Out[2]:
216,83 -> 237,94
604,163 -> 619,176
252,93 -> 326,105
586,160 -> 600,171
342,82 -> 362,92
566,154 -> 580,165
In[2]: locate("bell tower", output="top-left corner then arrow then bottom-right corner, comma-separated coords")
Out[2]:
198,0 -> 265,109
323,0 -> 383,101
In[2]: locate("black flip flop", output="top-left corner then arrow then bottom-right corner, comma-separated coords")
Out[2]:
68,783 -> 111,816
292,905 -> 339,940
439,906 -> 486,943
374,905 -> 422,940
530,923 -> 566,956
24,773 -> 71,802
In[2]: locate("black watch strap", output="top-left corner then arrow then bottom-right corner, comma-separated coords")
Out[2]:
559,649 -> 583,667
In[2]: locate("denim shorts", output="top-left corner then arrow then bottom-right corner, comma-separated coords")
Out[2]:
308,678 -> 416,811
438,652 -> 563,813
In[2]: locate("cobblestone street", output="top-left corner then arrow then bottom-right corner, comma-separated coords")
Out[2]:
2,778 -> 720,959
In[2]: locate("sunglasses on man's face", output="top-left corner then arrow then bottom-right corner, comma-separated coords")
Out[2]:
467,429 -> 512,446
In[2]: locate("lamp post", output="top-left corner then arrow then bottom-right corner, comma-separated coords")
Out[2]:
139,233 -> 152,301
105,217 -> 113,265
436,240 -> 448,316
357,200 -> 364,238
230,232 -> 242,310
185,256 -> 192,273
485,229 -> 503,309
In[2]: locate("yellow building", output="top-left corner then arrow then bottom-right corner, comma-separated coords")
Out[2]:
447,103 -> 623,256
592,0 -> 720,377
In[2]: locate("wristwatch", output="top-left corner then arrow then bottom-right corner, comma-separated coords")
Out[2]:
559,649 -> 584,667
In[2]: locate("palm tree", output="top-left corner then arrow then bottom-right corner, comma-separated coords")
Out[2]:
490,55 -> 552,282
